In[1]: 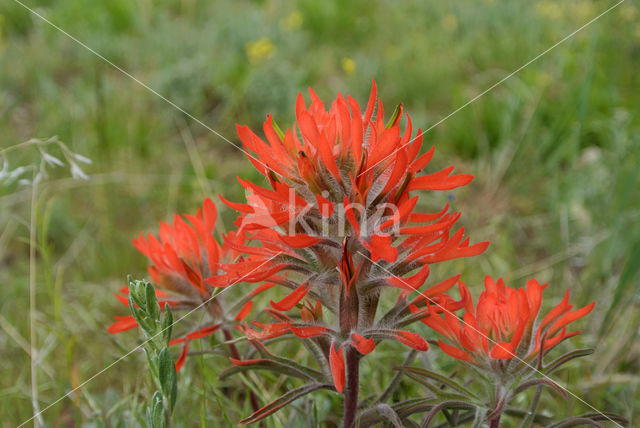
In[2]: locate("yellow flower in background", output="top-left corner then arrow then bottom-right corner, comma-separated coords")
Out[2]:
440,14 -> 458,33
535,1 -> 561,20
536,71 -> 552,87
341,57 -> 356,75
245,37 -> 274,64
280,11 -> 303,32
573,0 -> 594,22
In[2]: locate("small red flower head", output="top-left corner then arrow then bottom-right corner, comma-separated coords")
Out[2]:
132,197 -> 221,298
108,198 -> 258,371
424,276 -> 595,370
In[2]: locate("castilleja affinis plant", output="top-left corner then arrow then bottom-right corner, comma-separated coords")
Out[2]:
111,81 -> 626,427
209,81 -> 489,425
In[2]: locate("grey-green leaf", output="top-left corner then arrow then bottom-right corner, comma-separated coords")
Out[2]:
239,383 -> 333,425
398,366 -> 477,398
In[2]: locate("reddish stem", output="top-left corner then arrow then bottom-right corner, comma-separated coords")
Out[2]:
489,414 -> 501,428
342,346 -> 360,428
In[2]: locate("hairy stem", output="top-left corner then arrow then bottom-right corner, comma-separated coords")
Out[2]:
343,346 -> 360,428
489,414 -> 501,428
489,383 -> 504,428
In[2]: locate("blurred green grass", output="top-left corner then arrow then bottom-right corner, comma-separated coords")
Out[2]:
1,0 -> 639,425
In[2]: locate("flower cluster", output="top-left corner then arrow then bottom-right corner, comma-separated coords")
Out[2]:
210,82 -> 488,398
111,82 -> 608,427
424,276 -> 594,370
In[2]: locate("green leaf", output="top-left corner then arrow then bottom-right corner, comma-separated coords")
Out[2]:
543,348 -> 593,374
512,378 -> 568,400
128,293 -> 143,325
403,370 -> 470,402
503,407 -> 550,425
271,118 -> 285,140
162,307 -> 174,347
145,281 -> 160,324
129,279 -> 146,309
386,103 -> 403,129
359,404 -> 403,427
220,358 -> 323,382
169,369 -> 178,412
395,310 -> 432,329
128,280 -> 155,335
149,391 -> 165,428
547,412 -> 628,427
239,383 -> 333,425
300,337 -> 328,369
158,348 -> 174,397
388,397 -> 437,419
546,418 -> 604,427
421,400 -> 475,428
142,348 -> 156,375
251,338 -> 327,380
398,366 -> 477,398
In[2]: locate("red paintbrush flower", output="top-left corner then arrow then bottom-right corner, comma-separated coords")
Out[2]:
412,276 -> 598,427
423,276 -> 595,368
214,82 -> 489,401
214,81 -> 487,278
108,198 -> 263,371
133,197 -> 221,298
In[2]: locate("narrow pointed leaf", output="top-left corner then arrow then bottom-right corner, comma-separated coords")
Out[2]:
359,404 -> 403,428
220,357 -> 323,382
513,378 -> 568,400
543,348 -> 593,374
397,366 -> 476,398
421,401 -> 475,428
239,383 -> 333,425
162,307 -> 173,346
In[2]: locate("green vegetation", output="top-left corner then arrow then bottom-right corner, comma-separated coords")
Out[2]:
1,0 -> 638,425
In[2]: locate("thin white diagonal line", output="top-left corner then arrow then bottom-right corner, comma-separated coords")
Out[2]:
359,0 -> 626,178
18,254 -> 281,427
356,251 -> 622,427
11,0 -> 274,176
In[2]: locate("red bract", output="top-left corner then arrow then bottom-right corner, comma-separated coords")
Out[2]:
217,81 -> 488,272
214,82 -> 489,398
133,197 -> 221,298
108,198 -> 259,371
424,276 -> 595,368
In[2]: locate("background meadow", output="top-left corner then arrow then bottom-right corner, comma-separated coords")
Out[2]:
0,0 -> 639,425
